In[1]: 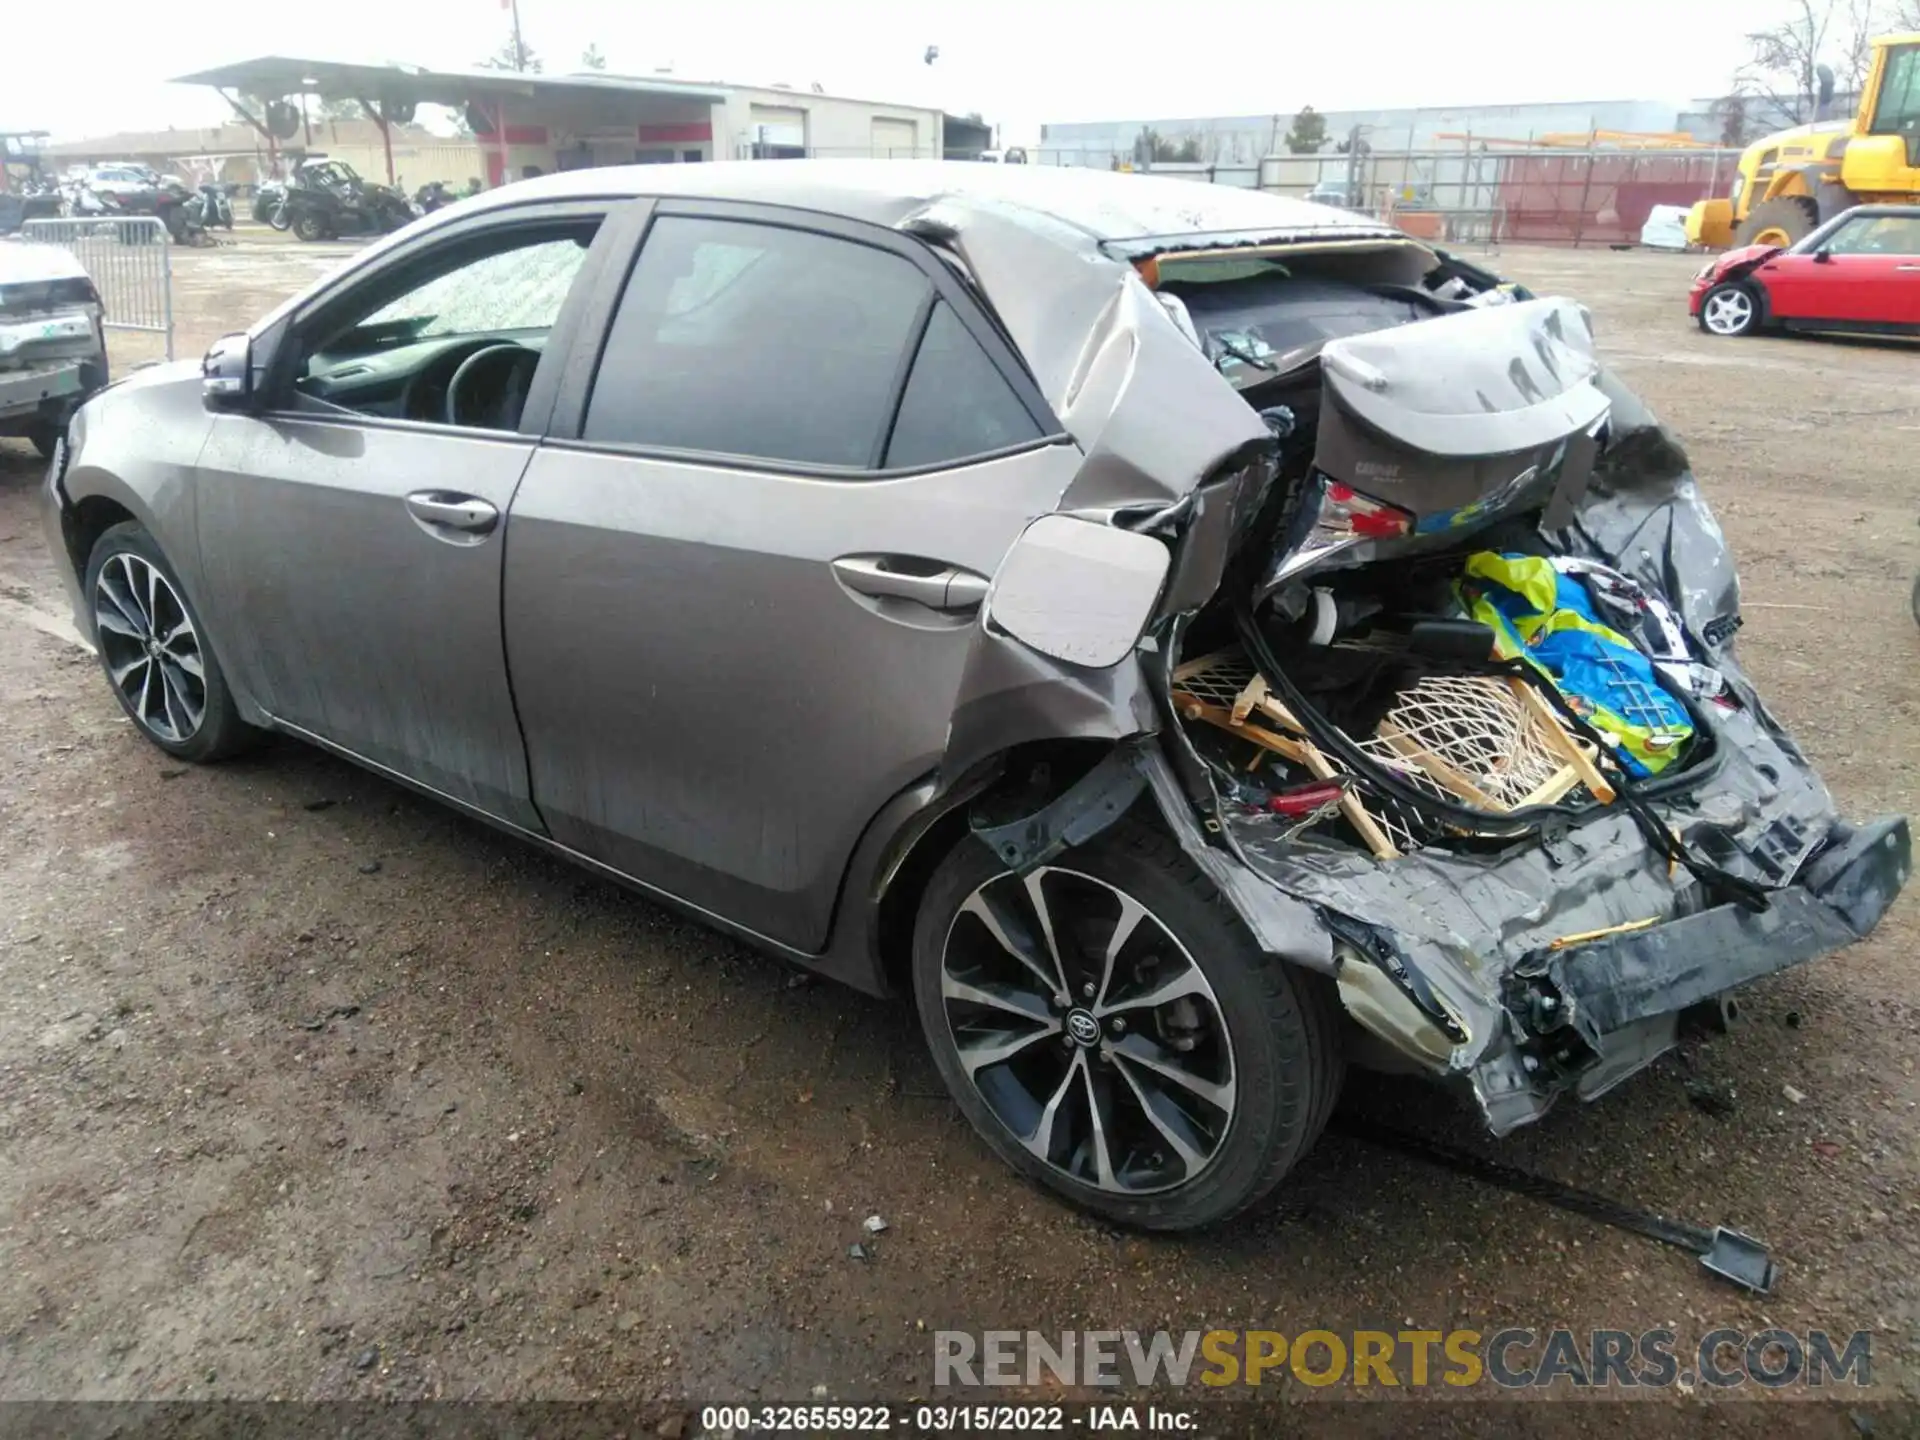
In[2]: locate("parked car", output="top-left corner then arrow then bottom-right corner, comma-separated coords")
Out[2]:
1691,203 -> 1920,337
1305,179 -> 1358,209
78,163 -> 161,206
42,163 -> 1907,1230
0,236 -> 107,456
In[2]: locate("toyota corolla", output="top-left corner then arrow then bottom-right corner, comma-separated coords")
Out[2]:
42,163 -> 1908,1230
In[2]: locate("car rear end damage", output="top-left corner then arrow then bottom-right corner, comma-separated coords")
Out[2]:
940,211 -> 1908,1139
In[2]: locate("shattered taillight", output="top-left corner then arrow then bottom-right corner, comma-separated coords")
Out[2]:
1323,481 -> 1414,541
1273,473 -> 1415,582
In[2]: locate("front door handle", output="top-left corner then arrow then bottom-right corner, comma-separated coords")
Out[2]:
832,556 -> 989,612
1898,264 -> 1920,272
405,490 -> 499,542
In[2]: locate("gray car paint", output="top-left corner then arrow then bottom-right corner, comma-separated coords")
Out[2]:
41,161 -> 1904,1142
194,414 -> 543,828
502,439 -> 1082,950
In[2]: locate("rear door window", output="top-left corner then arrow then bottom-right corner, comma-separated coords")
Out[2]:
584,216 -> 932,468
884,301 -> 1041,467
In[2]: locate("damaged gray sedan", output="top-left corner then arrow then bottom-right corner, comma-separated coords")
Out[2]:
42,163 -> 1909,1229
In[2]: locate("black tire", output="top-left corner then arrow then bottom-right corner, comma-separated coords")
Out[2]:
292,210 -> 326,243
1696,280 -> 1760,337
83,521 -> 259,763
1910,570 -> 1920,630
1734,194 -> 1818,249
912,818 -> 1343,1230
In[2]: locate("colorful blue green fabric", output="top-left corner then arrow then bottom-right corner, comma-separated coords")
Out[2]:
1459,552 -> 1693,776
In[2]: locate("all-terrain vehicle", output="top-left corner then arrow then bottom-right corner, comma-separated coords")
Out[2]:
276,159 -> 413,242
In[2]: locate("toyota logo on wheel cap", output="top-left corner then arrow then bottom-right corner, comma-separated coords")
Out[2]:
1065,1008 -> 1101,1046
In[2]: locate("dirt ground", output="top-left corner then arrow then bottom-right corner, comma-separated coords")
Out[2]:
1,231 -> 1916,1424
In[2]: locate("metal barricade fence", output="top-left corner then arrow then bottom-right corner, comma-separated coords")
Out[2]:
22,217 -> 174,360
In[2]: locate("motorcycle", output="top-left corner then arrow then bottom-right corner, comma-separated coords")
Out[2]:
151,178 -> 207,245
412,180 -> 454,215
252,180 -> 288,228
190,182 -> 233,230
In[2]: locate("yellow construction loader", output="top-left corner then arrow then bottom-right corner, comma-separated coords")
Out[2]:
1688,33 -> 1920,248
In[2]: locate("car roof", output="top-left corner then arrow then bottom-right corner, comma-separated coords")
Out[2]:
460,158 -> 1398,253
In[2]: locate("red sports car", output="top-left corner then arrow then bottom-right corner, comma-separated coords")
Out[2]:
1690,204 -> 1920,337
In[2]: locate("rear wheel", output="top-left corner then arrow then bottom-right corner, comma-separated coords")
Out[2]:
912,819 -> 1342,1230
1734,195 -> 1818,249
292,210 -> 326,243
84,522 -> 259,763
1698,281 -> 1759,336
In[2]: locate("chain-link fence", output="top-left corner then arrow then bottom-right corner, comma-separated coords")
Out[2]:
23,217 -> 174,359
682,140 -> 1745,249
1022,144 -> 1742,248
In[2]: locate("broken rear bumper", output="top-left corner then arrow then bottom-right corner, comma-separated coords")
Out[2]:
1495,815 -> 1908,1121
1181,695 -> 1911,1135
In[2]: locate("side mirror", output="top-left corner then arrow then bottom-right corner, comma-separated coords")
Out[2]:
1813,247 -> 1833,264
201,332 -> 252,411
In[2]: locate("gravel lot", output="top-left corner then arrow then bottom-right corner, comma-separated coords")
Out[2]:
1,231 -> 1915,1426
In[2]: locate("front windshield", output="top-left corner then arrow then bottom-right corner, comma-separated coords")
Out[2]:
1870,44 -> 1919,138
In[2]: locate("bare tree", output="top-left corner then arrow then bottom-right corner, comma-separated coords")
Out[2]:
1739,0 -> 1910,125
1837,0 -> 1889,96
1710,92 -> 1751,146
1735,0 -> 1839,126
580,43 -> 608,71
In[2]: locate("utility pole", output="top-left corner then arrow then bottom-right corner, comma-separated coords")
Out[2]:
508,0 -> 527,70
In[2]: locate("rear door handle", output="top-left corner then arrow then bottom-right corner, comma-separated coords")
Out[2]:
832,556 -> 989,612
405,490 -> 499,541
1898,264 -> 1920,272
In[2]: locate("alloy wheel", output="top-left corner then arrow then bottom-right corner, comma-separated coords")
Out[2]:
939,866 -> 1236,1195
92,551 -> 206,744
1702,287 -> 1753,335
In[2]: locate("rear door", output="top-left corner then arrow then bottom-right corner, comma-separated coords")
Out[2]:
501,201 -> 1079,950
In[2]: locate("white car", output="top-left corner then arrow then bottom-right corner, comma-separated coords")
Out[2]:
0,238 -> 107,457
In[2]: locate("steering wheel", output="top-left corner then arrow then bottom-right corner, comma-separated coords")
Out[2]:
445,342 -> 540,429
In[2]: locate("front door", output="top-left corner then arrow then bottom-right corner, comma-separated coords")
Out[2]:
502,206 -> 1076,950
1762,212 -> 1920,325
195,206 -> 612,826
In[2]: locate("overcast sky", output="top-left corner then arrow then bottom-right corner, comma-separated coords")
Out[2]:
0,0 -> 1870,145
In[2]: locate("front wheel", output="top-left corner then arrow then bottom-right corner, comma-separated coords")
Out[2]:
912,819 -> 1343,1230
1698,281 -> 1759,337
84,522 -> 259,763
291,210 -> 326,242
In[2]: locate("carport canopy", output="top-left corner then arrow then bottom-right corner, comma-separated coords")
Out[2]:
173,56 -> 729,183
